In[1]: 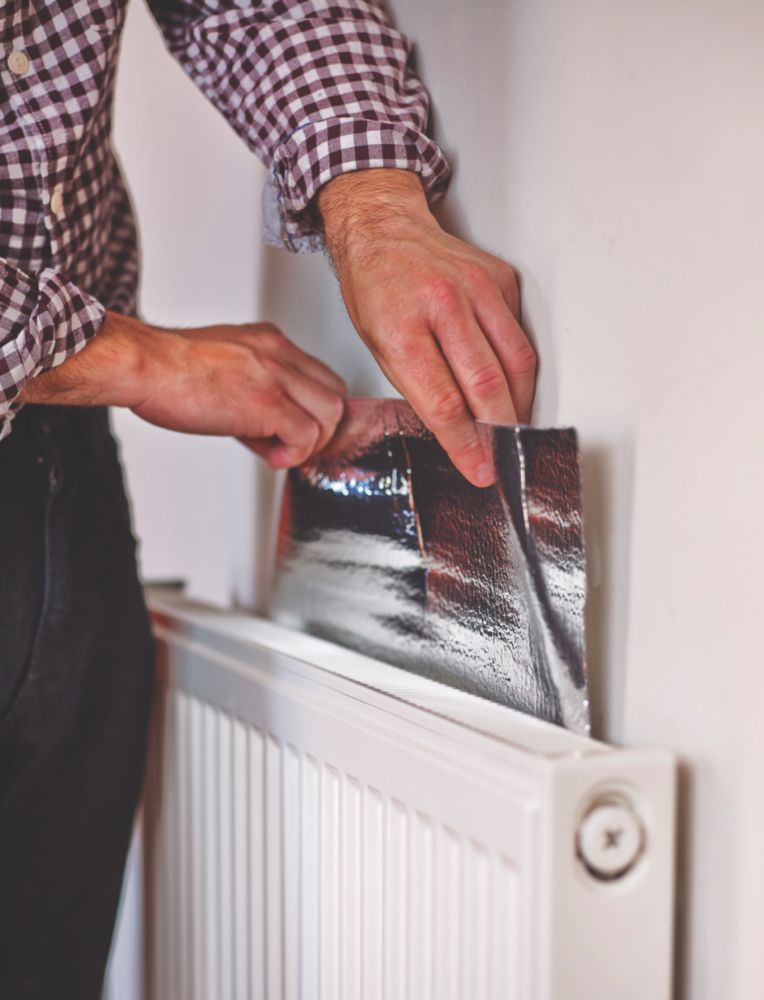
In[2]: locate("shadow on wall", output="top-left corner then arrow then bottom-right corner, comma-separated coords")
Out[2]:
579,442 -> 635,740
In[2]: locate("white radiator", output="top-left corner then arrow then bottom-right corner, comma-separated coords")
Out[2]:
143,592 -> 675,1000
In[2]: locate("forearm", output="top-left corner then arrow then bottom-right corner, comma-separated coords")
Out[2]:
319,169 -> 433,264
19,310 -> 347,469
19,312 -> 153,408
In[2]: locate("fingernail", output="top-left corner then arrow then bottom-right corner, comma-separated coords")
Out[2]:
475,462 -> 494,487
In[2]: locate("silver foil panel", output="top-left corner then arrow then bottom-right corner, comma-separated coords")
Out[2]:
270,399 -> 589,734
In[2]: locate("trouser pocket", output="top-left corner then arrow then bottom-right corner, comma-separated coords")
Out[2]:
0,456 -> 61,721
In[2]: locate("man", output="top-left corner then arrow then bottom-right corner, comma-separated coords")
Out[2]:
0,0 -> 536,995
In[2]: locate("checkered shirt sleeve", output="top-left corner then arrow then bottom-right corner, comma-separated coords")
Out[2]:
0,263 -> 106,440
1,0 -> 449,436
148,0 -> 452,250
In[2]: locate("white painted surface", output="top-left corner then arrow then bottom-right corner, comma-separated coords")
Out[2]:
111,0 -> 269,612
256,4 -> 764,997
105,0 -> 763,996
145,593 -> 675,1000
102,824 -> 144,1000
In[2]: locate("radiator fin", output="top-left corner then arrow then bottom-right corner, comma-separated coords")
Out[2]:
148,689 -> 523,1000
249,726 -> 267,1000
232,718 -> 250,1000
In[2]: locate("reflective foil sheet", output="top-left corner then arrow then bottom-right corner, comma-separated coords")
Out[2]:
270,399 -> 589,734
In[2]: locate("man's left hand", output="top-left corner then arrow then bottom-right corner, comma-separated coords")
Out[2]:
318,168 -> 537,488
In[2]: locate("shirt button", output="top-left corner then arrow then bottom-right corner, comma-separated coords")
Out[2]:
7,50 -> 30,76
50,186 -> 64,220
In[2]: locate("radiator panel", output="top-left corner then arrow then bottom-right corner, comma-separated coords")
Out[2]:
144,595 -> 675,1000
149,689 -> 525,1000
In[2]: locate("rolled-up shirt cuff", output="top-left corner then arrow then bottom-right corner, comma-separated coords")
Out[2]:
262,117 -> 452,252
0,265 -> 106,439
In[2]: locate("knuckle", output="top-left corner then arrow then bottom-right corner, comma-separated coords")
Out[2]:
224,342 -> 262,377
420,276 -> 459,313
316,399 -> 344,440
499,264 -> 520,308
315,406 -> 343,449
508,341 -> 537,375
459,435 -> 487,460
331,394 -> 345,422
219,339 -> 251,360
371,319 -> 402,350
256,382 -> 286,411
446,436 -> 486,478
378,325 -> 423,363
296,417 -> 318,442
430,389 -> 467,426
463,261 -> 492,292
498,260 -> 518,285
246,355 -> 280,390
256,328 -> 285,353
301,419 -> 321,452
467,363 -> 507,398
255,352 -> 279,375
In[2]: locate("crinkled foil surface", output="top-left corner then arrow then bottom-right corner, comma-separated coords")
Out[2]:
270,399 -> 589,734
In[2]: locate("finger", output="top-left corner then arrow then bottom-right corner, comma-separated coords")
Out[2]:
495,262 -> 521,318
238,436 -> 270,460
265,439 -> 317,470
239,435 -> 314,470
432,303 -> 518,425
190,325 -> 349,397
286,347 -> 349,398
251,389 -> 320,468
279,364 -> 345,453
257,332 -> 349,397
471,281 -> 536,424
238,435 -> 311,470
381,330 -> 495,488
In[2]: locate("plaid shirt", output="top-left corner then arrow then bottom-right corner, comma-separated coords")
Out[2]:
0,0 -> 450,438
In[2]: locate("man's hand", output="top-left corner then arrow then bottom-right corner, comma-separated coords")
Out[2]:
20,312 -> 347,469
319,168 -> 536,487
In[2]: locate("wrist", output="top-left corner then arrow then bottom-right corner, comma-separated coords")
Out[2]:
98,312 -> 160,408
318,168 -> 435,260
19,310 -> 157,408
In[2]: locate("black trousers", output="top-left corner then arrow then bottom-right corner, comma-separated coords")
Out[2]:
0,404 -> 154,999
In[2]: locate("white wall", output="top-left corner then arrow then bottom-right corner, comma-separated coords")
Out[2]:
111,0 -> 271,612
108,0 -> 764,997
260,2 -> 764,997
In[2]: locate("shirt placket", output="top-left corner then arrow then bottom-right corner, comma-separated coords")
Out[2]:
3,12 -> 68,270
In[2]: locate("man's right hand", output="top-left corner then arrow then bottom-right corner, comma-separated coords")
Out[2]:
20,311 -> 347,469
